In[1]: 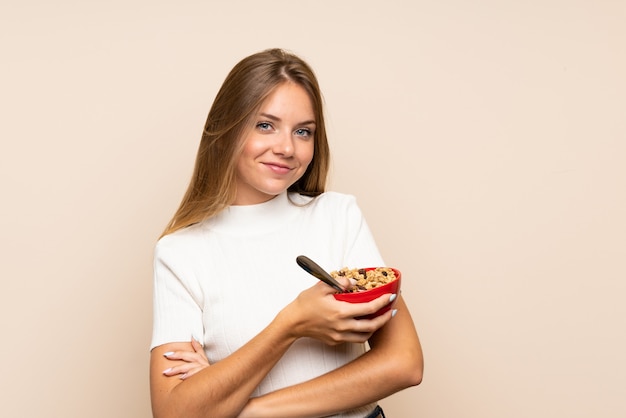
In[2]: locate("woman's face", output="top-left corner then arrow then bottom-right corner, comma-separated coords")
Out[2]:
233,82 -> 316,205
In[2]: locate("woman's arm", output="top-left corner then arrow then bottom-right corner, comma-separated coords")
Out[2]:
238,296 -> 423,418
150,317 -> 296,418
150,281 -> 396,418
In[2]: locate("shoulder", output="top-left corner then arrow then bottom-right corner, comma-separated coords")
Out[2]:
315,191 -> 362,216
155,222 -> 209,260
291,191 -> 365,223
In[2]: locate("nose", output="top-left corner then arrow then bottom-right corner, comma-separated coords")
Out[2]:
272,130 -> 294,157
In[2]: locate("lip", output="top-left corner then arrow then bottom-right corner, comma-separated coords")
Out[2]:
263,162 -> 294,174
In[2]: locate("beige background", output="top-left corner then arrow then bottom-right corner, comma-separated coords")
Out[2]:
1,1 -> 625,417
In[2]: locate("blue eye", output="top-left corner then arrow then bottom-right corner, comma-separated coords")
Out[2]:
295,128 -> 312,137
256,122 -> 272,131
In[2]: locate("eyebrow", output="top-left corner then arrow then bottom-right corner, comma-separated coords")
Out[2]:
259,112 -> 316,126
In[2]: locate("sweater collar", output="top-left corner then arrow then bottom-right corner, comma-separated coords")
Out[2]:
204,192 -> 308,235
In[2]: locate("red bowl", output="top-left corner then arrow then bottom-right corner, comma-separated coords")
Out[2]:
333,267 -> 401,319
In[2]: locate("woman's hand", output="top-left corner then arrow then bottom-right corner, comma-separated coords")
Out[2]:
279,276 -> 397,346
240,295 -> 422,418
162,337 -> 209,380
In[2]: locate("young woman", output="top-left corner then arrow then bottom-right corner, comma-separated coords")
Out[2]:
150,48 -> 423,418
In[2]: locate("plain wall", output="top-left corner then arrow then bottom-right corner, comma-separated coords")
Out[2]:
1,1 -> 625,417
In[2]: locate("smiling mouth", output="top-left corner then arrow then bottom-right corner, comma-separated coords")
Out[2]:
264,162 -> 293,173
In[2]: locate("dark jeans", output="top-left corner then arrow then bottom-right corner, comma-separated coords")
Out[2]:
364,405 -> 386,418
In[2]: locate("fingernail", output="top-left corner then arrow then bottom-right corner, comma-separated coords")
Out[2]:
391,309 -> 398,317
163,352 -> 174,357
162,368 -> 172,374
389,294 -> 397,303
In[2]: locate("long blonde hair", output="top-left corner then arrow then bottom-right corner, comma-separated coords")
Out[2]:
161,49 -> 330,237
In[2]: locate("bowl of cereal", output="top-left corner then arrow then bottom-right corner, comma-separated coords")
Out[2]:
331,267 -> 401,319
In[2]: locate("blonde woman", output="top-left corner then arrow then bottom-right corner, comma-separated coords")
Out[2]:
150,48 -> 423,418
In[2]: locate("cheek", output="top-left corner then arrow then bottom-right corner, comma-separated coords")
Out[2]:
240,136 -> 262,158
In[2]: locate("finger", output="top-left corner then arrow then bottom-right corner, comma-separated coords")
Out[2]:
191,340 -> 208,359
180,366 -> 206,380
346,307 -> 395,334
334,276 -> 356,292
191,338 -> 202,351
374,292 -> 398,308
339,292 -> 396,319
162,363 -> 196,377
164,351 -> 207,363
191,340 -> 210,364
364,292 -> 398,314
332,334 -> 373,345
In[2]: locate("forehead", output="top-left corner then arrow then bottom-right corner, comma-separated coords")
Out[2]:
258,82 -> 315,121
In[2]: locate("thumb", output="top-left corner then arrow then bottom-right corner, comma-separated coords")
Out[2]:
334,276 -> 356,293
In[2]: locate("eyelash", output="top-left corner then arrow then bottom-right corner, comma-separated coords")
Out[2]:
295,128 -> 313,137
256,122 -> 313,138
256,122 -> 273,131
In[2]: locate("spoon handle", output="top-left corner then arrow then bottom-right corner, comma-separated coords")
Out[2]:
296,255 -> 346,293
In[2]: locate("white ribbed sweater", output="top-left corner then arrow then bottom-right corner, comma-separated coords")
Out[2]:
151,191 -> 384,417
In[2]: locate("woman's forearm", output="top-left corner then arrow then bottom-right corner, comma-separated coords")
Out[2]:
240,297 -> 423,418
151,286 -> 410,418
151,312 -> 298,418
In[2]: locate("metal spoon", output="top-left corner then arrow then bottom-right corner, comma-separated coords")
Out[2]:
296,255 -> 346,293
